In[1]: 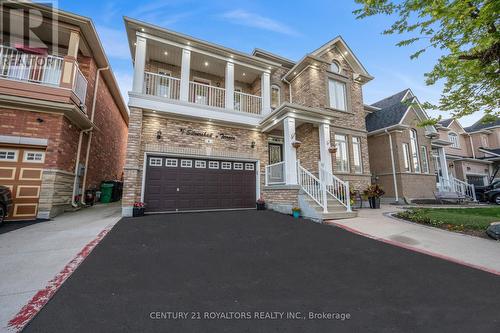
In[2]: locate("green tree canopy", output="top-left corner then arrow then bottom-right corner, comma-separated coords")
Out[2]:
354,0 -> 499,122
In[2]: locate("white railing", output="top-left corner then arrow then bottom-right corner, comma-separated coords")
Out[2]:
189,81 -> 225,108
265,161 -> 286,185
143,72 -> 180,100
297,161 -> 328,213
438,176 -> 476,201
73,66 -> 87,104
0,45 -> 63,86
319,162 -> 351,212
234,91 -> 262,115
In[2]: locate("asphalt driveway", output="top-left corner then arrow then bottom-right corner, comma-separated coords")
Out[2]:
25,210 -> 500,332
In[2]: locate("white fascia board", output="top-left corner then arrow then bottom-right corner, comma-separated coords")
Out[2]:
478,148 -> 500,157
128,93 -> 262,127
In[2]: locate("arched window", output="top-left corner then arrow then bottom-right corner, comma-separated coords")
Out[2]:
271,84 -> 281,109
410,129 -> 421,173
330,61 -> 340,74
448,132 -> 459,148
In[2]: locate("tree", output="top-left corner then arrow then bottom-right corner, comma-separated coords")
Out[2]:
354,0 -> 499,122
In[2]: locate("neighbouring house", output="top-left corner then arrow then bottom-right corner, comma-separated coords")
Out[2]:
122,17 -> 374,221
0,2 -> 128,220
365,89 -> 439,203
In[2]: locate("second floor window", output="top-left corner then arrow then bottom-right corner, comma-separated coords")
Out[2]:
328,79 -> 347,111
410,129 -> 421,173
335,134 -> 349,172
352,136 -> 363,174
448,132 -> 459,148
271,85 -> 280,109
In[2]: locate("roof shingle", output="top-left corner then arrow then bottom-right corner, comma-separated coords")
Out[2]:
366,89 -> 411,132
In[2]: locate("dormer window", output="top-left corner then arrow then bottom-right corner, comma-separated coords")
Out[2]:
271,85 -> 281,109
330,61 -> 340,74
448,132 -> 459,148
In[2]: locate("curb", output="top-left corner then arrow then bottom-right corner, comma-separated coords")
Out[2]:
7,224 -> 114,332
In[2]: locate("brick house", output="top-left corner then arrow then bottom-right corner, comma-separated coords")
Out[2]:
0,2 -> 128,220
366,89 -> 480,203
122,17 -> 374,220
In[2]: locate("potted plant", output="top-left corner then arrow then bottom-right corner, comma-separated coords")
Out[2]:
291,140 -> 302,149
363,184 -> 385,209
292,207 -> 301,219
256,197 -> 266,210
328,146 -> 337,154
133,201 -> 145,217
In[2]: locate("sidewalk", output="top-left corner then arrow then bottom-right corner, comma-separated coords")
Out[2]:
0,202 -> 121,332
326,205 -> 500,275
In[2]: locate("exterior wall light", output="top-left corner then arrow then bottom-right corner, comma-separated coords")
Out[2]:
251,141 -> 256,149
156,130 -> 162,140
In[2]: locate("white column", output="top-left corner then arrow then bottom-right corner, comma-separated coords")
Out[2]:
180,49 -> 191,101
283,117 -> 298,185
261,72 -> 271,115
225,62 -> 234,109
438,147 -> 450,181
132,36 -> 147,93
319,123 -> 333,178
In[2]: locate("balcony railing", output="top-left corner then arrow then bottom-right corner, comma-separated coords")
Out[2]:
144,72 -> 180,99
73,66 -> 88,104
265,161 -> 286,185
234,91 -> 262,114
189,81 -> 225,109
0,45 -> 63,86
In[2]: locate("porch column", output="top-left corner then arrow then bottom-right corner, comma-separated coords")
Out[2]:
132,35 -> 147,93
59,29 -> 80,89
283,117 -> 298,184
179,49 -> 191,101
261,72 -> 271,115
225,62 -> 234,109
319,123 -> 333,176
438,147 -> 450,181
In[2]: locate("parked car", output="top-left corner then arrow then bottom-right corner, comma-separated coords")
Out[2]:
0,185 -> 13,225
483,187 -> 500,205
474,180 -> 500,202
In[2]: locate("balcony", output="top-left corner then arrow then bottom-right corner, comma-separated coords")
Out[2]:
0,45 -> 87,104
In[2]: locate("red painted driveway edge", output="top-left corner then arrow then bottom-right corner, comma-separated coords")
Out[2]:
328,221 -> 500,277
7,224 -> 114,332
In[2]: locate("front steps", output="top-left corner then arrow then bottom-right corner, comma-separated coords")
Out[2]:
298,193 -> 358,222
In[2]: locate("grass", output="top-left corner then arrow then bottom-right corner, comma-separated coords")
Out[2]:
396,207 -> 500,232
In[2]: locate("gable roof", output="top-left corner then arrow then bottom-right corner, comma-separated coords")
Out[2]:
438,118 -> 453,127
465,117 -> 500,133
365,89 -> 411,132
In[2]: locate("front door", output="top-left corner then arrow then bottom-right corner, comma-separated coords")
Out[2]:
268,143 -> 283,164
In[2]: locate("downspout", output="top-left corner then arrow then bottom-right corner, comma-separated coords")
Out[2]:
386,129 -> 399,203
468,134 -> 476,159
72,128 -> 91,207
81,66 -> 109,205
282,77 -> 292,103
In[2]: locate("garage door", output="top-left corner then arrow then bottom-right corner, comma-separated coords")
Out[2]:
0,146 -> 45,220
144,156 -> 257,212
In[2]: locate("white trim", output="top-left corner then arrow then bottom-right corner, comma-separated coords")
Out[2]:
149,157 -> 163,166
208,161 -> 219,169
0,149 -> 18,162
165,158 -> 178,167
245,163 -> 255,171
23,150 -> 45,163
233,162 -> 243,170
192,76 -> 211,85
221,161 -> 231,169
180,159 -> 192,168
195,160 -> 206,168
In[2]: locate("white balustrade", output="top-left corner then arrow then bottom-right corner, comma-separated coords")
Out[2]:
189,81 -> 226,108
319,162 -> 351,211
265,161 -> 286,185
73,66 -> 88,104
438,176 -> 476,201
234,91 -> 262,114
143,72 -> 181,100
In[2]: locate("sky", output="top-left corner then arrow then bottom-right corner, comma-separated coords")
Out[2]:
55,0 -> 483,126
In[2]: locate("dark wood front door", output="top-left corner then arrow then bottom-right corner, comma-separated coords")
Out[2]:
144,156 -> 257,212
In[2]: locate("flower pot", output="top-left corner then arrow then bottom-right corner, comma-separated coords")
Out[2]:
291,140 -> 302,149
328,146 -> 337,154
292,211 -> 300,218
256,202 -> 266,210
133,207 -> 145,217
368,197 -> 380,209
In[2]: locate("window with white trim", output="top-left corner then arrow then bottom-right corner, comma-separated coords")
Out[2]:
335,134 -> 349,172
410,129 -> 421,173
209,161 -> 219,169
23,151 -> 45,163
271,85 -> 280,109
421,146 -> 430,173
352,137 -> 363,174
328,79 -> 347,111
245,163 -> 254,171
181,160 -> 192,168
233,162 -> 243,170
165,158 -> 178,167
403,143 -> 411,172
0,149 -> 17,161
149,157 -> 163,166
448,132 -> 459,148
221,162 -> 231,170
195,160 -> 206,168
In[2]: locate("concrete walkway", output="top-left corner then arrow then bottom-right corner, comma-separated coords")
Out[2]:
327,205 -> 500,275
0,202 -> 121,332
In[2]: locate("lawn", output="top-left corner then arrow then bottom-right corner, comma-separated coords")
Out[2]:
396,207 -> 500,233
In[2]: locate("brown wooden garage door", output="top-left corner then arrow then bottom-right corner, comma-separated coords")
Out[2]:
144,156 -> 257,212
0,146 -> 45,220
